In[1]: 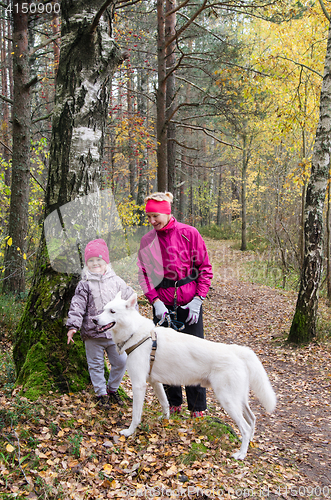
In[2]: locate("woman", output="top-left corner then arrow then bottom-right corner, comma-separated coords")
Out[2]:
137,192 -> 213,418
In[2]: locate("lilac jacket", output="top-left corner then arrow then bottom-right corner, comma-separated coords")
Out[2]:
137,218 -> 213,306
66,267 -> 135,340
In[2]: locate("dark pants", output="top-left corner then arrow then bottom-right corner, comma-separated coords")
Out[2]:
153,305 -> 207,412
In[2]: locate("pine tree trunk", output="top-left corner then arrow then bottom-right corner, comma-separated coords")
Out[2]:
3,1 -> 31,294
288,20 -> 331,344
0,16 -> 10,186
166,0 -> 176,195
156,0 -> 167,191
13,0 -> 124,399
136,69 -> 148,205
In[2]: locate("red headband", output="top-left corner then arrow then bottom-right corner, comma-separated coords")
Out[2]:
145,199 -> 171,214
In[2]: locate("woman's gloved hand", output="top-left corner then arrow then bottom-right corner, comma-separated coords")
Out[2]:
181,297 -> 202,325
153,299 -> 169,319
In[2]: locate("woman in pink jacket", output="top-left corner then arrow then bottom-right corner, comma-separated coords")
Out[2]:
137,192 -> 213,418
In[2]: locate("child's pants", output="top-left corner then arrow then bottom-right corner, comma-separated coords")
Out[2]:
84,337 -> 127,396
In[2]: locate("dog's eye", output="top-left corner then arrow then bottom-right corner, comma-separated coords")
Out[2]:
110,309 -> 115,314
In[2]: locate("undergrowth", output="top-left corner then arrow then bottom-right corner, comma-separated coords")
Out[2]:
0,293 -> 24,340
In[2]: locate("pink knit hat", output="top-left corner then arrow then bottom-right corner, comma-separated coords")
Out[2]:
84,239 -> 109,264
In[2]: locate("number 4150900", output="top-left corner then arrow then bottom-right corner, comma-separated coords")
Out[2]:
6,2 -> 60,14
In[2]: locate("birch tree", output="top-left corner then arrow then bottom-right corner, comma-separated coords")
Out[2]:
288,17 -> 331,343
13,0 -> 125,398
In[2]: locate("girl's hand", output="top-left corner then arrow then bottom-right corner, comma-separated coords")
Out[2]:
67,329 -> 76,344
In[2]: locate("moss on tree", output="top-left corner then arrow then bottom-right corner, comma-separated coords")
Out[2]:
13,240 -> 89,399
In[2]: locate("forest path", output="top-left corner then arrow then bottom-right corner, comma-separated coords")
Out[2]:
204,239 -> 331,490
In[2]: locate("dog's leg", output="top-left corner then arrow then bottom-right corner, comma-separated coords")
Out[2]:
243,403 -> 256,441
221,400 -> 252,460
150,381 -> 170,419
120,380 -> 147,437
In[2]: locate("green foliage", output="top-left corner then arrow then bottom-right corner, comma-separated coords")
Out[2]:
179,417 -> 238,465
197,223 -> 241,241
241,259 -> 299,291
0,350 -> 15,395
68,432 -> 83,458
0,293 -> 25,340
0,395 -> 42,431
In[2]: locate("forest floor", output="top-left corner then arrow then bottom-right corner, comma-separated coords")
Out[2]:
0,239 -> 331,499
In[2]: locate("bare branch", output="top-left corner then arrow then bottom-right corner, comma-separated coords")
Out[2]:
0,140 -> 46,191
173,121 -> 242,150
32,112 -> 53,124
165,0 -> 190,17
0,94 -> 13,105
165,0 -> 208,48
29,34 -> 60,57
179,158 -> 231,169
176,75 -> 218,99
90,0 -> 114,33
0,139 -> 12,153
168,138 -> 199,150
114,0 -> 143,9
319,0 -> 330,21
275,55 -> 323,79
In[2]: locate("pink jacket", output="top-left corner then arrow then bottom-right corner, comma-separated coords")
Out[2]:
137,218 -> 213,306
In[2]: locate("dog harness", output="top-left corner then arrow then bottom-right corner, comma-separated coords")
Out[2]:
125,328 -> 157,375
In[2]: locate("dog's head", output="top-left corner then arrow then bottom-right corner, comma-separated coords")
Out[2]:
95,292 -> 138,333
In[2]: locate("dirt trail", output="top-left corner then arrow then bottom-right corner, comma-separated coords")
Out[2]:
204,240 -> 331,489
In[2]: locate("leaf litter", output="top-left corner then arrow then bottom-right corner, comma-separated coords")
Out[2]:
0,240 -> 330,499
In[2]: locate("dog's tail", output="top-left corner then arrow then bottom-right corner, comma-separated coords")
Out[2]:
234,345 -> 277,413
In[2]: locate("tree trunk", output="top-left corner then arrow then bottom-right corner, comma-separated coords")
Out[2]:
326,179 -> 331,303
13,0 -> 124,399
136,69 -> 148,205
288,20 -> 331,344
52,0 -> 61,84
217,166 -> 222,226
241,134 -> 248,251
166,0 -> 176,195
0,16 -> 10,185
127,67 -> 136,200
156,0 -> 167,191
3,0 -> 31,295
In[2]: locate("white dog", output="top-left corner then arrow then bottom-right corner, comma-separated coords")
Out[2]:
96,292 -> 276,460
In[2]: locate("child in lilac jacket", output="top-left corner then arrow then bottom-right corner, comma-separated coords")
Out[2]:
67,239 -> 134,407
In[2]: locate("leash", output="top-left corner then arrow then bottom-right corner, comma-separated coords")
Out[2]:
157,309 -> 185,331
124,328 -> 158,376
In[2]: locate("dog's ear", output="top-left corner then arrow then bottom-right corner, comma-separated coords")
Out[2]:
115,291 -> 121,300
126,293 -> 137,309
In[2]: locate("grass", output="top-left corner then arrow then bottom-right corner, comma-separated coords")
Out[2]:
241,260 -> 300,291
179,416 -> 239,465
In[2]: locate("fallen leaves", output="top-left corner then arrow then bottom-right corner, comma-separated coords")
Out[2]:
1,241 -> 331,498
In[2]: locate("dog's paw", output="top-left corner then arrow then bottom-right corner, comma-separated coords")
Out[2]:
159,411 -> 170,421
120,428 -> 134,437
232,450 -> 246,460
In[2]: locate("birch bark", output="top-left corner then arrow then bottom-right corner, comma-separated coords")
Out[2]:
13,0 -> 124,397
288,20 -> 331,343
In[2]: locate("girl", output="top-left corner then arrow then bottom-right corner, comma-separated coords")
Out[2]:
67,238 -> 135,407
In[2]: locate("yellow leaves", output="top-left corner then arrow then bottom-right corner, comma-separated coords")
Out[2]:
103,463 -> 113,473
6,444 -> 15,453
6,237 -> 12,247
